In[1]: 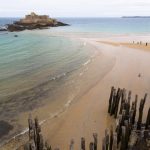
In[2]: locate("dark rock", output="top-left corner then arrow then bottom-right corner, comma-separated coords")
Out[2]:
7,24 -> 26,32
7,12 -> 69,32
56,21 -> 69,26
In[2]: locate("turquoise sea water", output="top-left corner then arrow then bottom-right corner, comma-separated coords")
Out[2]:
0,17 -> 150,144
54,17 -> 150,33
0,24 -> 93,144
1,17 -> 150,33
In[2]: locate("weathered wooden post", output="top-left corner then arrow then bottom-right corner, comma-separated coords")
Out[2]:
109,126 -> 113,150
137,94 -> 147,129
69,139 -> 74,150
108,86 -> 114,113
143,93 -> 147,104
110,89 -> 116,116
129,109 -> 134,125
116,115 -> 122,145
121,110 -> 126,126
81,137 -> 85,150
137,99 -> 145,129
120,89 -> 126,114
127,91 -> 131,103
28,114 -> 33,140
89,142 -> 94,150
126,91 -> 131,116
132,95 -> 138,125
124,120 -> 129,149
102,138 -> 106,150
105,129 -> 109,150
114,89 -> 122,118
112,133 -> 117,150
128,129 -> 138,149
93,133 -> 97,150
140,126 -> 145,139
120,126 -> 126,150
39,133 -> 44,150
146,108 -> 150,129
29,141 -> 36,150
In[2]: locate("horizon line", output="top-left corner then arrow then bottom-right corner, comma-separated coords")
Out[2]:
0,16 -> 150,18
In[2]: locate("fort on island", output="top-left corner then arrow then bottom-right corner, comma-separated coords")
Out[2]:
7,12 -> 68,32
19,12 -> 56,24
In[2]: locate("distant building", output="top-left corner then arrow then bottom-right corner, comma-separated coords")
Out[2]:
20,12 -> 54,24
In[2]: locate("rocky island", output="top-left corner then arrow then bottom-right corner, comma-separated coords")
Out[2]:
7,12 -> 69,32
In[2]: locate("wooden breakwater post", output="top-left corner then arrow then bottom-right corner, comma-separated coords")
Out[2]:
24,115 -> 53,150
103,87 -> 150,150
108,86 -> 114,114
146,108 -> 150,129
25,117 -> 99,150
69,139 -> 74,150
81,137 -> 85,150
24,86 -> 149,150
93,133 -> 98,150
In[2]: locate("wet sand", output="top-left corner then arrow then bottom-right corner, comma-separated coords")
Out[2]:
2,35 -> 150,149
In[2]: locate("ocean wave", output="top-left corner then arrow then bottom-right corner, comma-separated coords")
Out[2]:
50,72 -> 66,81
79,72 -> 83,76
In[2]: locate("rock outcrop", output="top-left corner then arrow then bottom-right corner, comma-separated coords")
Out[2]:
7,12 -> 69,32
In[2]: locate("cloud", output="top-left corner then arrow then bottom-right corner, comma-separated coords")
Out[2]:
0,0 -> 149,17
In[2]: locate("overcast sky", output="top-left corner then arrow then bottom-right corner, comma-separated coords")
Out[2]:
0,0 -> 150,17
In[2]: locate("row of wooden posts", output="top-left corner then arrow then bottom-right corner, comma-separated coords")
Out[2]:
24,115 -> 98,150
24,86 -> 150,150
24,115 -> 51,150
102,86 -> 150,150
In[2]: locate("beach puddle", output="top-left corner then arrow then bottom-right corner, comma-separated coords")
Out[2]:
0,121 -> 13,139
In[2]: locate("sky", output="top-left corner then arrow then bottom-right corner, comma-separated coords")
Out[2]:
0,0 -> 150,17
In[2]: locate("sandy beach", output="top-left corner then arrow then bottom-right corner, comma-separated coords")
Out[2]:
1,34 -> 150,150
99,41 -> 150,51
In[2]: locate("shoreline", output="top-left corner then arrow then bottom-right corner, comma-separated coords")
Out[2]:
0,36 -> 107,149
1,33 -> 150,149
98,41 -> 150,51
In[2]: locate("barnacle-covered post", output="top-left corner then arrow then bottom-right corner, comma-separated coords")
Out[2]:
81,137 -> 85,150
108,86 -> 114,113
93,133 -> 98,150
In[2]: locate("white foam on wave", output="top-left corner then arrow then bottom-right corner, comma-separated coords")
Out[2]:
64,100 -> 72,108
79,72 -> 83,76
50,72 -> 67,81
83,59 -> 91,66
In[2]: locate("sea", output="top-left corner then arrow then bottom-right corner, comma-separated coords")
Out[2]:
0,17 -> 150,145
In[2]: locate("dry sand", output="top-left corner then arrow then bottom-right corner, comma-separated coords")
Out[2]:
2,35 -> 150,150
42,37 -> 150,149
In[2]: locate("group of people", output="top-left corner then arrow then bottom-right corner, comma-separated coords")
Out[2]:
133,41 -> 148,46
